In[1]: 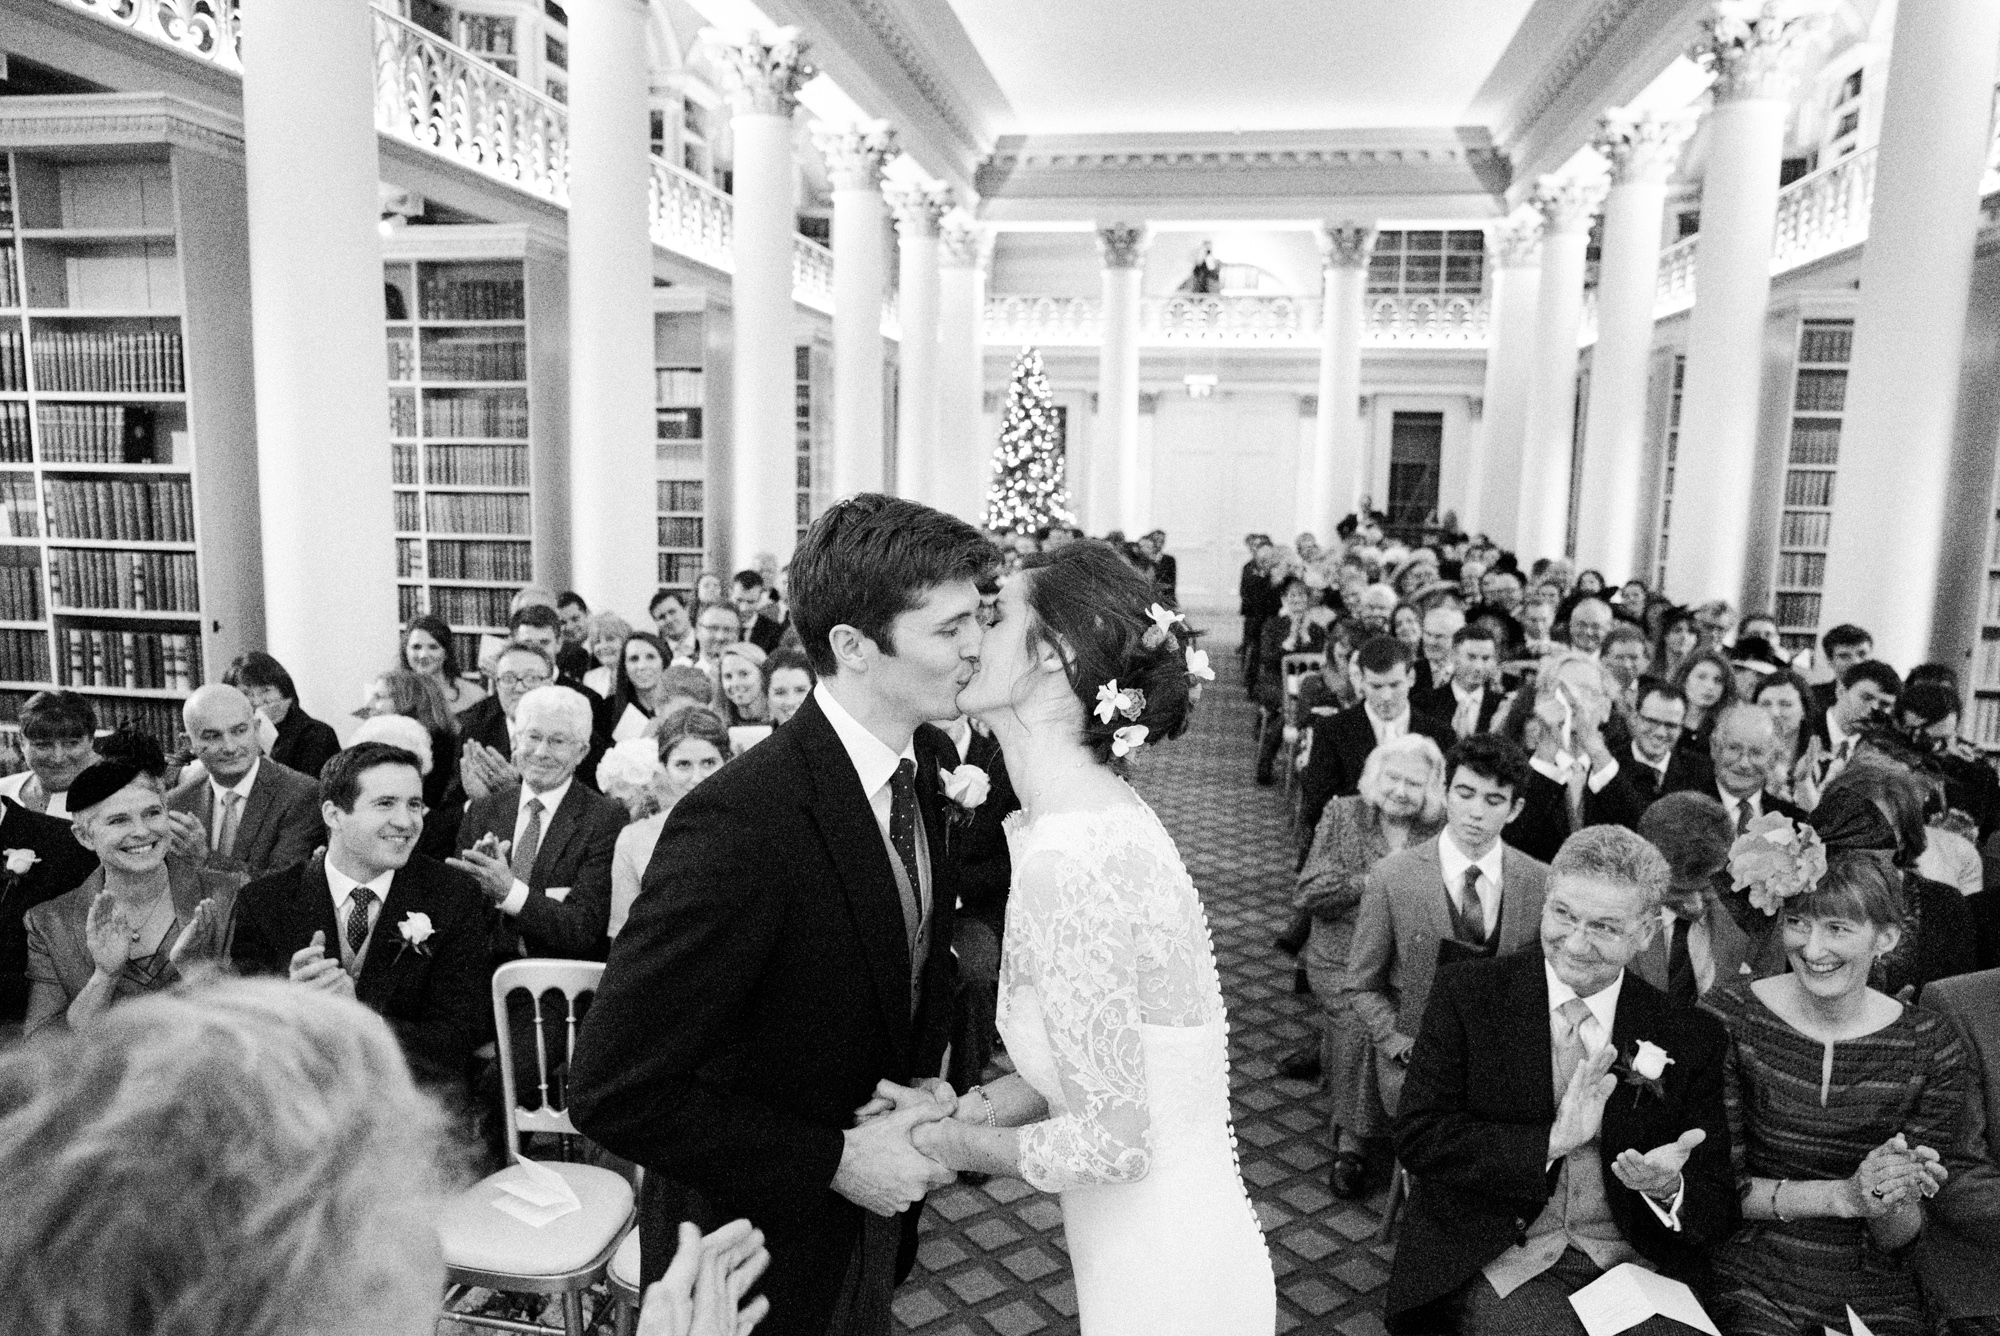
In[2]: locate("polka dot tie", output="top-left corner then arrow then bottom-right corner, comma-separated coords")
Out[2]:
888,760 -> 923,935
346,888 -> 374,957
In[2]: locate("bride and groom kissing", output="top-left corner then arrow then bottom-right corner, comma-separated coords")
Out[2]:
571,494 -> 1276,1336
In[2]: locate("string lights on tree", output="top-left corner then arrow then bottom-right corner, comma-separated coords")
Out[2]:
984,347 -> 1075,534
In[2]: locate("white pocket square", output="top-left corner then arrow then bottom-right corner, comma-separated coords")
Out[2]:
545,885 -> 573,903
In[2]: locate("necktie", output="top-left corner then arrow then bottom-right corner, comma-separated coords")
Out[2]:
213,790 -> 242,858
1735,799 -> 1754,837
1454,692 -> 1478,739
1553,997 -> 1594,1101
346,887 -> 374,957
512,796 -> 544,884
887,760 -> 924,943
1666,915 -> 1698,1007
1450,866 -> 1489,946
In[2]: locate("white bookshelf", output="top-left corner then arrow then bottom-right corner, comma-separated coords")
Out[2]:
1770,319 -> 1853,654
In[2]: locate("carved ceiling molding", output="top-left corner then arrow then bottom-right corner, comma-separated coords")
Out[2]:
1507,0 -> 1652,144
982,136 -> 1508,177
844,0 -> 981,152
0,92 -> 243,161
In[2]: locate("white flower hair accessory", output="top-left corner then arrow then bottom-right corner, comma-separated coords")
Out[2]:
1185,647 -> 1214,683
1111,725 -> 1149,758
1141,602 -> 1186,649
1093,680 -> 1146,725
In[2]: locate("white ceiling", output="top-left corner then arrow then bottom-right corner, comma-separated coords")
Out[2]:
940,0 -> 1554,136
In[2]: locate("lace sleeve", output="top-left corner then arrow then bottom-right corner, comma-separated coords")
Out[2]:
1011,844 -> 1154,1192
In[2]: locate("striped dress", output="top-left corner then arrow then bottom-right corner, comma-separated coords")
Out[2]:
1701,982 -> 1969,1336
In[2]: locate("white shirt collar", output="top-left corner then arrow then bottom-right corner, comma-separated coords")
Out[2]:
326,857 -> 395,911
1438,828 -> 1504,888
1717,784 -> 1760,816
1545,959 -> 1623,1037
936,716 -> 974,766
1452,680 -> 1484,703
521,775 -> 572,818
1630,742 -> 1670,775
814,683 -> 917,799
210,756 -> 260,803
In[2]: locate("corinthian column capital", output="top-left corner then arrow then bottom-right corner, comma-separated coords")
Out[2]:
939,208 -> 990,268
812,120 -> 898,191
1096,223 -> 1148,270
1594,110 -> 1697,186
1487,208 -> 1545,266
710,27 -> 813,117
1317,221 -> 1376,269
1691,0 -> 1829,103
884,181 -> 956,239
1531,173 -> 1608,235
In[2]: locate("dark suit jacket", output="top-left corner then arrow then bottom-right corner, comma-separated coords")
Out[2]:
0,799 -> 98,1025
1625,747 -> 1715,810
569,695 -> 958,1336
1299,705 -> 1455,843
269,704 -> 341,783
1921,968 -> 2000,1318
745,615 -> 787,654
168,758 -> 323,881
229,851 -> 492,1091
1628,891 -> 1779,999
1505,765 -> 1648,864
1414,681 -> 1502,737
456,780 -> 624,962
924,724 -> 1018,930
1388,950 -> 1737,1329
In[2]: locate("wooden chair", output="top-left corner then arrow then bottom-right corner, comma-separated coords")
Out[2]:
437,960 -> 635,1336
1278,653 -> 1324,795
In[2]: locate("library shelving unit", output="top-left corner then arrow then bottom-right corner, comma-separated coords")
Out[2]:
384,223 -> 567,671
794,338 -> 830,542
0,95 -> 262,745
1769,317 -> 1855,656
653,289 -> 727,594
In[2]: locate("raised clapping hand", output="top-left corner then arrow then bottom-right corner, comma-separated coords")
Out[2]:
288,929 -> 356,999
1612,1128 -> 1705,1202
1848,1133 -> 1948,1216
164,810 -> 209,863
638,1219 -> 772,1336
1547,1044 -> 1620,1162
832,1095 -> 955,1217
84,890 -> 133,976
445,843 -> 517,905
167,897 -> 219,970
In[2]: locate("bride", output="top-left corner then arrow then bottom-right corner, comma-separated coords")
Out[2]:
909,539 -> 1276,1334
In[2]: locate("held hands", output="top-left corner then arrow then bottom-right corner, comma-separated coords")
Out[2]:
853,1078 -> 956,1125
84,890 -> 133,976
1612,1128 -> 1705,1202
288,929 -> 356,999
164,810 -> 209,863
638,1219 -> 772,1336
1548,1045 -> 1620,1162
1847,1133 -> 1948,1217
832,1099 -> 955,1217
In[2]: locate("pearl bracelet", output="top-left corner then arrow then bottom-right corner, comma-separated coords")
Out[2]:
967,1084 -> 998,1128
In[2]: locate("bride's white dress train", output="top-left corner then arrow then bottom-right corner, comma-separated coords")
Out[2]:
996,802 -> 1276,1336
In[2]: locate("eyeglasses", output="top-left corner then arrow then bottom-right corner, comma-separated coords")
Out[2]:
1634,714 -> 1683,733
497,673 -> 552,690
515,730 -> 580,752
1544,902 -> 1637,947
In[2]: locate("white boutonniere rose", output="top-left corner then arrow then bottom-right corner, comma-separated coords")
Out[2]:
1614,1039 -> 1674,1105
397,911 -> 435,957
3,848 -> 40,877
1631,1040 -> 1673,1082
940,764 -> 990,811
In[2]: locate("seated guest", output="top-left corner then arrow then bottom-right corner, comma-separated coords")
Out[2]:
452,685 -> 624,964
661,663 -> 720,712
1600,623 -> 1652,710
396,612 -> 487,720
1920,967 -> 2000,1335
456,641 -> 553,800
1673,649 -> 1736,760
1654,608 -> 1699,683
1387,827 -> 1735,1334
717,642 -> 772,727
554,590 -> 595,680
1296,620 -> 1363,720
731,570 -> 788,653
225,651 -> 341,782
1299,635 -> 1453,839
1710,702 -> 1807,839
609,704 -> 730,939
1812,623 -> 1875,714
1751,669 -> 1826,810
1415,605 -> 1465,697
0,787 -> 96,1034
1823,659 -> 1902,781
168,685 -> 323,881
763,648 -> 816,726
1634,793 -> 1778,1004
1418,624 -> 1503,740
1624,680 -> 1713,808
1564,596 -> 1614,658
1701,840 -> 1965,1336
650,588 -> 699,664
230,743 -> 489,1095
363,668 -> 461,862
24,733 -> 239,1037
610,631 -> 676,742
1299,734 -> 1447,1198
1505,652 -> 1646,864
693,597 -> 743,675
583,610 -> 635,697
1896,681 -> 2000,844
0,690 -> 98,817
1342,734 -> 1548,1135
1254,576 -> 1328,786
1392,601 -> 1425,659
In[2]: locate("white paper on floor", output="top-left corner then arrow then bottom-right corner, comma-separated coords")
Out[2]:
1568,1262 -> 1721,1336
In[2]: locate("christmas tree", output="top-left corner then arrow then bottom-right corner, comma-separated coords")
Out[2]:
984,347 -> 1075,534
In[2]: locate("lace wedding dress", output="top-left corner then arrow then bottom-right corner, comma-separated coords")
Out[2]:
997,802 -> 1276,1335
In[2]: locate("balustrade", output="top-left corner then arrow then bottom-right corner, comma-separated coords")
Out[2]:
981,292 -> 1491,348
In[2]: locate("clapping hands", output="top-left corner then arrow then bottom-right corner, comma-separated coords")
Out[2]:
1848,1133 -> 1948,1216
1612,1128 -> 1705,1201
459,741 -> 521,802
288,929 -> 356,999
638,1219 -> 771,1336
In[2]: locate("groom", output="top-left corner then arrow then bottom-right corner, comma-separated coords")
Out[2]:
571,495 -> 995,1336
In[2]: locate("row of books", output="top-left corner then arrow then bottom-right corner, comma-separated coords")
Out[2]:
658,479 -> 704,512
34,403 -> 160,464
658,551 -> 703,586
416,333 -> 527,382
44,478 -> 195,543
426,539 -> 534,582
0,564 -> 40,621
418,276 -> 525,322
658,407 -> 702,441
0,402 -> 26,463
0,246 -> 18,309
0,475 -> 37,539
49,547 -> 199,613
424,392 -> 529,439
430,586 -> 513,627
56,627 -> 202,693
424,444 -> 529,488
390,393 -> 419,439
657,515 -> 702,549
0,327 -> 22,392
656,368 -> 704,406
1969,696 -> 2000,749
422,492 -> 530,536
31,328 -> 185,394
0,630 -> 45,684
94,697 -> 184,748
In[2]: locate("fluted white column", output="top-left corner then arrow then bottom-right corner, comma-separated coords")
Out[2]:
1470,212 -> 1542,547
567,0 -> 654,616
243,0 -> 396,727
1305,223 -> 1373,539
1515,175 -> 1604,561
717,29 -> 809,569
1821,0 -> 2000,666
1666,4 -> 1822,604
815,121 -> 896,501
934,211 -> 989,524
886,182 -> 952,505
1090,224 -> 1146,534
1577,112 -> 1693,580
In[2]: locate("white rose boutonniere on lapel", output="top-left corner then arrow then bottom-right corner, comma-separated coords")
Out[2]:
3,848 -> 39,878
396,911 -> 436,961
1613,1039 -> 1674,1106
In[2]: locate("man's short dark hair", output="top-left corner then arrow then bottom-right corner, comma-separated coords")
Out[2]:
787,494 -> 993,677
1446,732 -> 1532,800
1822,623 -> 1872,656
223,651 -> 298,705
1451,624 -> 1496,649
508,604 -> 562,636
1603,622 -> 1649,650
495,642 -> 555,676
1898,680 -> 1962,727
320,743 -> 422,814
1840,660 -> 1902,697
556,591 -> 588,614
731,569 -> 765,592
648,587 -> 687,617
1637,677 -> 1687,714
1355,635 -> 1412,676
18,690 -> 96,743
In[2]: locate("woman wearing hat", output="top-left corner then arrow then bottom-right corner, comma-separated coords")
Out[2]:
21,732 -> 240,1037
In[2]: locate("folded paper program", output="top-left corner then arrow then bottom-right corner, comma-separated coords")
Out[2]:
1568,1262 -> 1720,1336
490,1158 -> 583,1229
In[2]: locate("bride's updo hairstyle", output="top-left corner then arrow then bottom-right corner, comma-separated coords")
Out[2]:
1017,540 -> 1195,764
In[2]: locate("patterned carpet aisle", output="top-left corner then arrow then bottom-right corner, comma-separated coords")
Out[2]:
895,641 -> 1398,1336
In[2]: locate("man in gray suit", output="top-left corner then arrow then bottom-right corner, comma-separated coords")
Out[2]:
1342,733 -> 1550,1117
1920,967 -> 2000,1330
1631,793 -> 1780,1004
168,684 -> 323,880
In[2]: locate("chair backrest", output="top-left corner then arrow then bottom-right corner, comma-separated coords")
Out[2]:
1281,653 -> 1325,693
492,958 -> 605,1153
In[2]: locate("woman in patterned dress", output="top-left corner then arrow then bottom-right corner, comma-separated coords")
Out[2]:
1700,839 -> 1967,1336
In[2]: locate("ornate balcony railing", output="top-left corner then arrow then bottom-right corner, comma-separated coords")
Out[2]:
648,155 -> 733,272
983,292 -> 1492,349
1151,294 -> 1318,344
793,237 -> 835,315
1365,294 -> 1489,347
985,296 -> 1103,346
52,0 -> 242,72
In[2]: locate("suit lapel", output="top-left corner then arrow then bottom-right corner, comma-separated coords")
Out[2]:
1504,952 -> 1559,1119
531,786 -> 582,886
235,768 -> 276,856
295,854 -> 344,960
1414,839 -> 1452,942
357,864 -> 422,1002
1497,848 -> 1538,950
1602,974 -> 1665,1151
